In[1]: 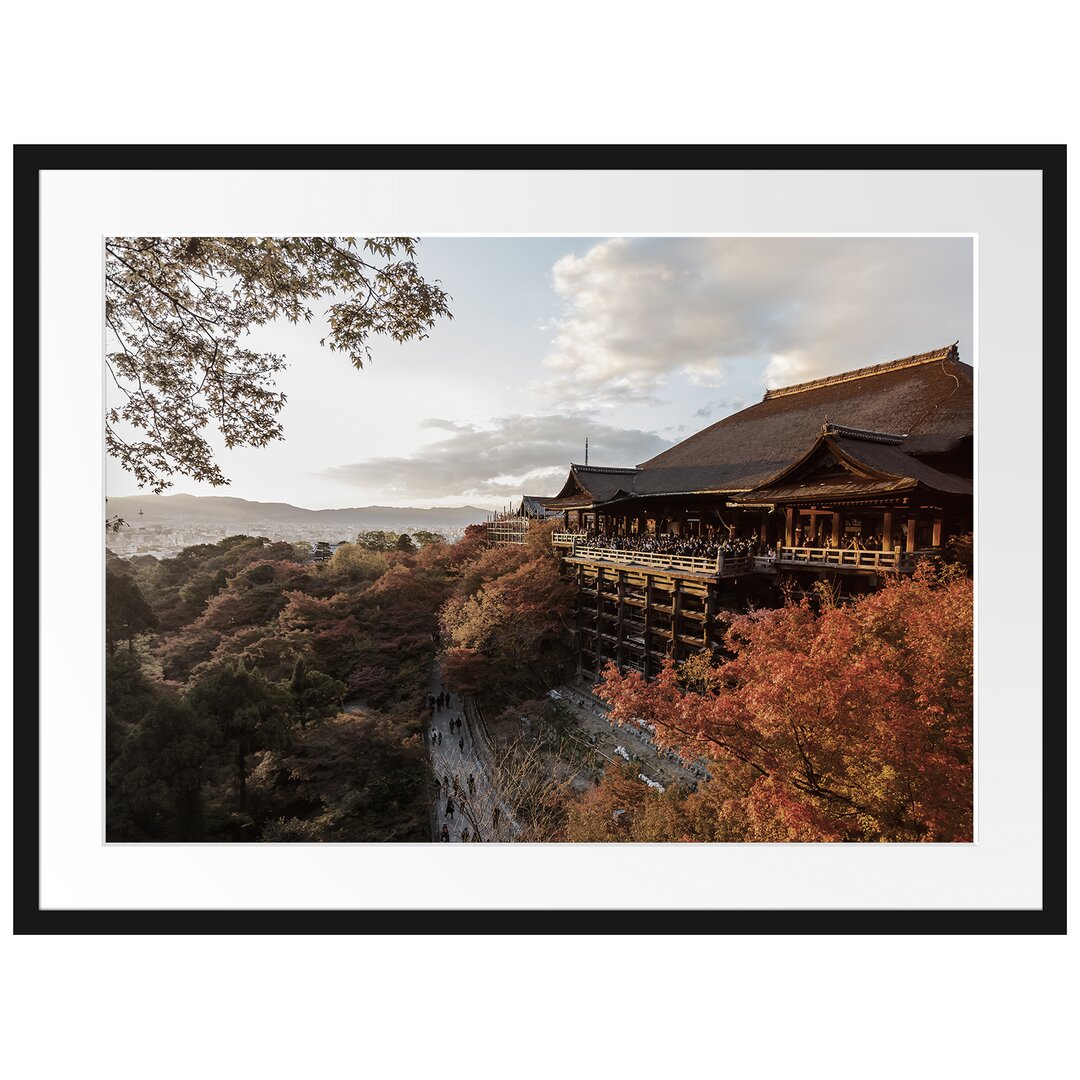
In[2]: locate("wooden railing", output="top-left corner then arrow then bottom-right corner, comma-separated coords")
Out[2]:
563,543 -> 757,578
719,555 -> 756,577
568,543 -> 718,575
552,531 -> 578,548
564,541 -> 945,576
776,546 -> 942,570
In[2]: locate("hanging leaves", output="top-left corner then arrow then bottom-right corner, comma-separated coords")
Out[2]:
105,236 -> 452,492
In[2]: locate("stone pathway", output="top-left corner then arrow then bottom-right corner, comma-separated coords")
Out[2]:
425,661 -> 516,842
553,676 -> 711,791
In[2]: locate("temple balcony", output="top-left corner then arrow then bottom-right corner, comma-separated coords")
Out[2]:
561,540 -> 757,580
774,546 -> 943,572
560,535 -> 943,578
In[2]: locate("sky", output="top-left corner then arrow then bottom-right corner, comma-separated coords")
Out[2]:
105,236 -> 974,512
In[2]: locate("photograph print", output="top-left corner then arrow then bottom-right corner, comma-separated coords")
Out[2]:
104,234 -> 974,845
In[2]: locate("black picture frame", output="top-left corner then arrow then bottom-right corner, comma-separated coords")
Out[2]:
13,144 -> 1067,935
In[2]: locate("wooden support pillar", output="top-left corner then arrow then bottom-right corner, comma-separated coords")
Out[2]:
575,564 -> 584,678
595,566 -> 604,665
932,517 -> 943,547
704,590 -> 715,649
616,569 -> 626,670
831,512 -> 842,547
882,510 -> 894,551
784,508 -> 794,547
672,585 -> 683,662
906,515 -> 918,553
760,512 -> 768,544
643,573 -> 654,678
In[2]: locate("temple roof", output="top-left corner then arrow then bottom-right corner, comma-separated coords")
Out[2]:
547,344 -> 972,510
545,463 -> 641,508
632,344 -> 971,495
730,426 -> 972,505
517,495 -> 559,517
828,436 -> 972,495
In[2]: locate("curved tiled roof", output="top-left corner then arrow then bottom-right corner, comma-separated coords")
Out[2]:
633,344 -> 971,495
545,345 -> 973,509
547,463 -> 642,507
518,495 -> 559,517
731,431 -> 972,504
830,437 -> 972,496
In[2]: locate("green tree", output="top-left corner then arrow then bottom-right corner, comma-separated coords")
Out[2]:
411,530 -> 446,547
395,532 -> 417,553
105,570 -> 158,654
288,657 -> 347,726
324,541 -> 388,583
108,696 -> 215,841
105,237 -> 452,492
105,649 -> 161,768
186,662 -> 291,811
356,530 -> 400,552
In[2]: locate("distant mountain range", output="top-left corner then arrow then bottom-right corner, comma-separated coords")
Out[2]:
106,494 -> 491,530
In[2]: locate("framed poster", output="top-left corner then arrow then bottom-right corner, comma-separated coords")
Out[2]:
14,144 -> 1066,933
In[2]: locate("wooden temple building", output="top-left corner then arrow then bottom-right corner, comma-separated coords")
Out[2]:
487,344 -> 973,680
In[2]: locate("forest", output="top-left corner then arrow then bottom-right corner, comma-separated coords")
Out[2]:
106,521 -> 972,843
105,521 -> 575,841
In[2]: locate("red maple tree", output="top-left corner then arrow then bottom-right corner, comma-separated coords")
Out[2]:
593,564 -> 973,842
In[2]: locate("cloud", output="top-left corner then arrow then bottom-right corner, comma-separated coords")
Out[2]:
324,414 -> 673,501
538,237 -> 972,405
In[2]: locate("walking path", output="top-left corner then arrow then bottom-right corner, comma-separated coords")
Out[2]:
425,660 -> 516,842
555,677 -> 711,789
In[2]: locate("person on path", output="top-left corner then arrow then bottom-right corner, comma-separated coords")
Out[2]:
458,736 -> 464,752
461,828 -> 470,843
456,716 -> 463,732
437,730 -> 442,745
442,774 -> 449,794
440,824 -> 449,842
468,774 -> 475,795
452,775 -> 460,794
492,805 -> 500,829
446,797 -> 454,820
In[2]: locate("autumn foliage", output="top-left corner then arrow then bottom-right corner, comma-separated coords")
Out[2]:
439,521 -> 576,706
581,565 -> 973,842
105,521 -> 562,841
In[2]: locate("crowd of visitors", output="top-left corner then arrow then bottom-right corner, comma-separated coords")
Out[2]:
558,525 -> 899,556
564,529 -> 767,561
794,530 -> 895,551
